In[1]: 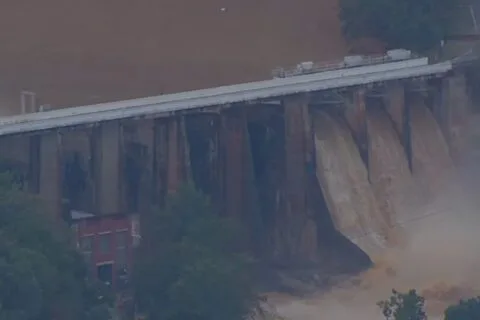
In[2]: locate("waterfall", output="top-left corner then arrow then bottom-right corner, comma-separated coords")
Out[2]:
410,102 -> 455,197
367,105 -> 420,227
312,110 -> 388,257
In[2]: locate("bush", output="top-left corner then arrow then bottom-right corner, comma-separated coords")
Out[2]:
134,184 -> 257,320
0,172 -> 113,320
377,289 -> 427,320
379,289 -> 480,320
444,296 -> 480,320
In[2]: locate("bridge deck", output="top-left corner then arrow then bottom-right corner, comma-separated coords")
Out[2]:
0,58 -> 451,136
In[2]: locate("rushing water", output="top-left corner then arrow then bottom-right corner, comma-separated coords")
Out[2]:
312,110 -> 387,257
267,103 -> 480,320
367,105 -> 421,228
410,101 -> 456,198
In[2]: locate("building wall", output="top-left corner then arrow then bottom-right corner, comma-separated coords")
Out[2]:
74,214 -> 135,288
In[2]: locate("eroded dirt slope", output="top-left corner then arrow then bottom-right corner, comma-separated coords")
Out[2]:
0,0 -> 347,113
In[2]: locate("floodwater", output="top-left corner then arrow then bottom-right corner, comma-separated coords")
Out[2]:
313,110 -> 388,256
267,105 -> 480,320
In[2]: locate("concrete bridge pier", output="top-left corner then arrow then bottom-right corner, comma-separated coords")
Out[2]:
135,119 -> 156,212
152,118 -> 169,206
39,132 -> 63,218
92,122 -> 123,215
344,88 -> 369,172
440,73 -> 471,161
166,116 -> 191,195
429,79 -> 448,138
427,73 -> 471,162
222,107 -> 254,221
243,104 -> 286,259
121,119 -> 155,213
61,128 -> 94,213
145,116 -> 193,206
28,135 -> 41,194
384,81 -> 412,171
184,113 -> 222,210
282,94 -> 318,263
149,116 -> 192,206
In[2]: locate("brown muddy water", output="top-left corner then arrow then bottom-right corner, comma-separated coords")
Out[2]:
266,106 -> 480,320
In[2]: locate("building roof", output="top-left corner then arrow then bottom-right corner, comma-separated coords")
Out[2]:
70,210 -> 134,222
71,210 -> 96,221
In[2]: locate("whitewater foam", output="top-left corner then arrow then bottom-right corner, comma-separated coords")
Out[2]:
312,110 -> 388,257
367,105 -> 420,227
268,102 -> 479,320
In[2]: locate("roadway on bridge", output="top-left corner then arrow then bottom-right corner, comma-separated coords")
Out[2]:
0,58 -> 452,136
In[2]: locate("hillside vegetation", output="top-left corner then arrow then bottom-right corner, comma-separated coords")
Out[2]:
339,0 -> 459,52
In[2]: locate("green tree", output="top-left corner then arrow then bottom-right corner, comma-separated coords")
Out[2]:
444,296 -> 480,320
0,172 -> 113,320
378,289 -> 427,320
339,0 -> 458,52
134,184 -> 257,320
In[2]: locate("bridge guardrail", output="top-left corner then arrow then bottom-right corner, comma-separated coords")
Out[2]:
0,60 -> 452,137
272,53 -> 421,78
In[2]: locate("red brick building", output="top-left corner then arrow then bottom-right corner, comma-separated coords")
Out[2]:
71,211 -> 140,289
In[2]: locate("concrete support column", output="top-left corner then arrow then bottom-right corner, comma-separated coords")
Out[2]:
184,114 -> 222,204
166,116 -> 191,195
222,108 -> 248,219
28,135 -> 41,193
153,119 -> 169,206
345,88 -> 369,172
385,82 -> 405,135
283,94 -> 317,262
221,106 -> 261,252
93,121 -> 122,215
61,130 -> 93,212
152,116 -> 191,201
167,118 -> 180,194
431,80 -> 447,134
385,82 -> 412,171
136,119 -> 155,213
284,95 -> 308,216
441,73 -> 470,160
39,132 -> 62,218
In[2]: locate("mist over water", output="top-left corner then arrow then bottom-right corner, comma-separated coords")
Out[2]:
410,101 -> 456,196
268,104 -> 480,320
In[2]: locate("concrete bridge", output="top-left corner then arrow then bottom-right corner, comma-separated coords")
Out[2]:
0,55 -> 470,263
